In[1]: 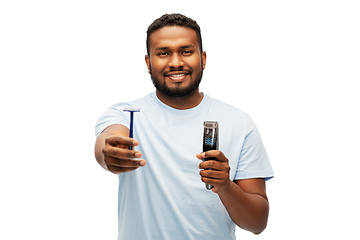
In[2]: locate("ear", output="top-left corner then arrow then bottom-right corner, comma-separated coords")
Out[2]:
201,51 -> 207,70
145,55 -> 150,73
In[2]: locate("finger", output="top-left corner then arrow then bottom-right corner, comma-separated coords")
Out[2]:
198,160 -> 217,169
103,145 -> 142,159
202,178 -> 230,194
196,153 -> 203,160
199,169 -> 229,180
201,150 -> 228,162
200,175 -> 229,188
199,161 -> 231,174
106,135 -> 139,147
105,156 -> 146,168
198,160 -> 223,170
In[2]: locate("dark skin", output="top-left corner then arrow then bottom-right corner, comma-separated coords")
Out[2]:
145,26 -> 206,110
94,26 -> 269,234
95,124 -> 146,174
196,151 -> 269,234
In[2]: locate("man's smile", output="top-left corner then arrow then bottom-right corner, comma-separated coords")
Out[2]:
164,71 -> 190,82
146,25 -> 206,99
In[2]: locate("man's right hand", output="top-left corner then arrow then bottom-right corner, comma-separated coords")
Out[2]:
102,136 -> 146,174
95,124 -> 146,174
102,135 -> 146,174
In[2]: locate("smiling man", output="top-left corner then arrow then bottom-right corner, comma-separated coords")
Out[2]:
95,14 -> 274,240
145,24 -> 206,109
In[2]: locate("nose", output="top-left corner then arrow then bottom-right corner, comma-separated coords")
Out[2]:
168,53 -> 184,68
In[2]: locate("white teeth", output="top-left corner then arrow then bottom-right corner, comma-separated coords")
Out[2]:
170,74 -> 185,77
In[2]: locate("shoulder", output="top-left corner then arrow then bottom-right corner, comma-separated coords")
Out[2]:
95,93 -> 154,137
204,94 -> 258,138
206,94 -> 251,121
207,95 -> 246,112
105,93 -> 154,112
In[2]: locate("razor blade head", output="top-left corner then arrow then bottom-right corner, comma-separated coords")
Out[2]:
123,108 -> 140,112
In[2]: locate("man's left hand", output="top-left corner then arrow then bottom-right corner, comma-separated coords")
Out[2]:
197,150 -> 231,194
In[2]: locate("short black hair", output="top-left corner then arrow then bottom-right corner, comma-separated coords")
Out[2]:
146,13 -> 203,56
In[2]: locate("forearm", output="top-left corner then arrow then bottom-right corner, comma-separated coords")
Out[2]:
218,181 -> 269,234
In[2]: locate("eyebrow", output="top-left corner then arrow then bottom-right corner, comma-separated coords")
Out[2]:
180,45 -> 195,49
155,45 -> 196,51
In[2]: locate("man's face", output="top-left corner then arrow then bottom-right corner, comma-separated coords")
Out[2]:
145,26 -> 206,98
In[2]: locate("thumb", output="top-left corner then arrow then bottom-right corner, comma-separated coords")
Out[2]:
196,152 -> 204,160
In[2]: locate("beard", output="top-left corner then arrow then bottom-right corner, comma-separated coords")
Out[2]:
150,62 -> 203,98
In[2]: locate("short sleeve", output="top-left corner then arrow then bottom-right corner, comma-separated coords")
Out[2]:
95,103 -> 130,137
234,119 -> 274,181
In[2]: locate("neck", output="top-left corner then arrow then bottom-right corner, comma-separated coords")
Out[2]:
156,88 -> 203,110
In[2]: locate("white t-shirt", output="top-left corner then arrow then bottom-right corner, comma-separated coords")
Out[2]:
95,92 -> 274,240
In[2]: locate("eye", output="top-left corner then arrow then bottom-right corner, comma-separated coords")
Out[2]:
157,52 -> 168,56
182,50 -> 193,55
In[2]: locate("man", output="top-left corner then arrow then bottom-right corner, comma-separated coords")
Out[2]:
95,13 -> 274,239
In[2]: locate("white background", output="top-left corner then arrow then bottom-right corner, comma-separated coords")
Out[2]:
1,1 -> 359,239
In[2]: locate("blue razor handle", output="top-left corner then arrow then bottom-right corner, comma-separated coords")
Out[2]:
123,108 -> 140,150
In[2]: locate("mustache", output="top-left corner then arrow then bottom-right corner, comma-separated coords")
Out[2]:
163,67 -> 192,76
